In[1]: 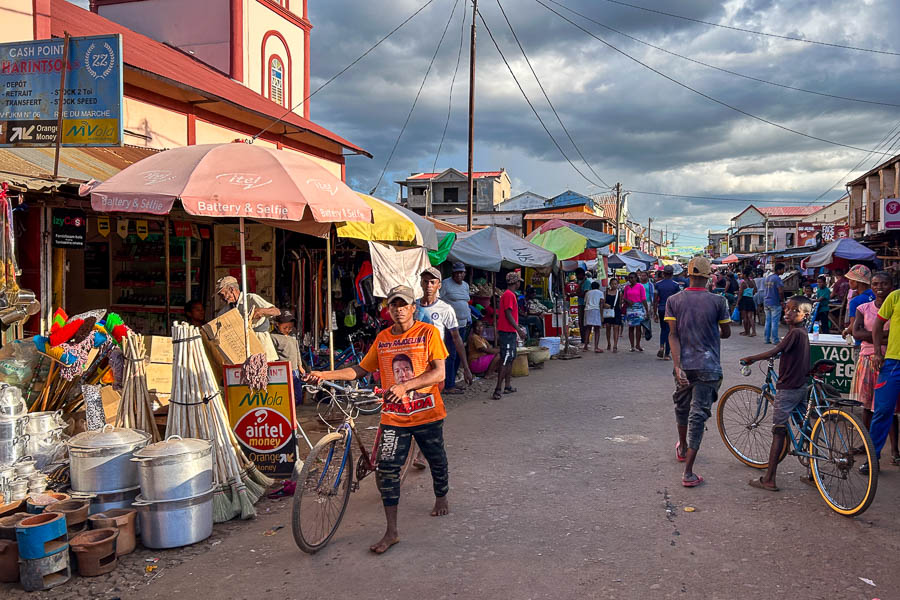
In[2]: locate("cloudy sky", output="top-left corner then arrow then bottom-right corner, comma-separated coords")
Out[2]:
71,0 -> 900,249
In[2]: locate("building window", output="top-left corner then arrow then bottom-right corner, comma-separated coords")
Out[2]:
786,233 -> 794,247
444,187 -> 459,203
758,235 -> 765,246
270,57 -> 285,106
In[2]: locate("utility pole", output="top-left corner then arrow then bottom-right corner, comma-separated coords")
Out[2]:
466,0 -> 477,232
614,182 -> 622,254
664,224 -> 668,255
647,217 -> 653,256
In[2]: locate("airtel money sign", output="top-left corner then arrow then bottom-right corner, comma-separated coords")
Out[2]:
233,408 -> 293,452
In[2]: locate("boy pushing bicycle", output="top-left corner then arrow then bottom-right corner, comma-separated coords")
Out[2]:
306,284 -> 450,555
740,295 -> 813,492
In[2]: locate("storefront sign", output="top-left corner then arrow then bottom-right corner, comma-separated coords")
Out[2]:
135,219 -> 148,240
51,208 -> 86,248
96,216 -> 110,237
0,35 -> 123,147
882,198 -> 900,230
224,362 -> 297,478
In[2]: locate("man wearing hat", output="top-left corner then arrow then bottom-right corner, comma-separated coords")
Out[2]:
420,266 -> 472,394
442,262 -> 472,384
306,284 -> 450,554
665,257 -> 731,488
494,271 -> 528,401
216,275 -> 280,361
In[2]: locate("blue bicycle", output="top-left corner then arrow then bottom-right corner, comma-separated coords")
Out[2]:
717,357 -> 878,516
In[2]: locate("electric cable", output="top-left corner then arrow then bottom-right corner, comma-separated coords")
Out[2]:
624,190 -> 821,204
432,1 -> 469,173
477,9 -> 605,189
496,0 -> 611,188
535,0 -> 897,157
252,0 -> 438,142
546,0 -> 900,109
593,0 -> 900,56
370,0 -> 462,194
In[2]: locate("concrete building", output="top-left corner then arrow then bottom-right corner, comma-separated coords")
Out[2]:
729,205 -> 824,253
847,155 -> 900,237
495,191 -> 548,211
806,196 -> 849,224
397,169 -> 511,216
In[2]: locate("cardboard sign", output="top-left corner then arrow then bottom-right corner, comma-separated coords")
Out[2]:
51,208 -> 86,248
223,362 -> 296,478
200,308 -> 266,370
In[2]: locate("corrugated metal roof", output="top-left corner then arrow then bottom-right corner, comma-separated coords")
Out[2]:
524,211 -> 610,221
0,146 -> 160,190
757,206 -> 824,217
407,171 -> 504,181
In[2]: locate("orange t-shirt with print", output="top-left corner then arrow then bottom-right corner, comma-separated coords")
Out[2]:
359,321 -> 449,427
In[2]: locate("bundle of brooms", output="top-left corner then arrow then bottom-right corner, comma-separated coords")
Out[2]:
168,322 -> 273,522
115,332 -> 161,442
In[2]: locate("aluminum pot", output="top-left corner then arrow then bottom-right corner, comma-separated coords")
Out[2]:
0,435 -> 28,466
132,436 -> 212,501
0,415 -> 27,441
24,410 -> 63,435
133,487 -> 214,549
25,428 -> 64,467
0,386 -> 25,419
67,425 -> 151,493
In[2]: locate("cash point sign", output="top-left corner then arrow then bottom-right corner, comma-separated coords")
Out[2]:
0,34 -> 122,147
224,362 -> 297,478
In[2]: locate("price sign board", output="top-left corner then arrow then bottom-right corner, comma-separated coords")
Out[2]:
0,34 -> 123,147
224,361 -> 297,478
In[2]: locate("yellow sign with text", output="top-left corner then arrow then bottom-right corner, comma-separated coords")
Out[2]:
97,216 -> 110,237
61,119 -> 120,145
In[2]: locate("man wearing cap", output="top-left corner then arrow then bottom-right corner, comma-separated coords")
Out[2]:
441,263 -> 473,389
216,276 -> 281,361
654,265 -> 680,360
494,271 -> 528,401
270,310 -> 305,404
665,257 -> 731,488
419,267 -> 473,394
306,284 -> 450,555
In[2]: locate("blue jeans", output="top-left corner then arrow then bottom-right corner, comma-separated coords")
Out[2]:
765,305 -> 782,343
871,359 -> 900,458
658,311 -> 670,356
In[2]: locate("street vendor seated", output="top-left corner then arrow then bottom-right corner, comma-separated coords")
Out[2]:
216,275 -> 280,362
518,286 -> 548,338
270,309 -> 306,404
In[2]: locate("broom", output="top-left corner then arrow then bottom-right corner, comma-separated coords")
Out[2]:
116,332 -> 161,441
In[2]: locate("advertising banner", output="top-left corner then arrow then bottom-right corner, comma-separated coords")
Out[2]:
224,362 -> 297,478
796,223 -> 850,247
51,208 -> 86,248
0,34 -> 123,147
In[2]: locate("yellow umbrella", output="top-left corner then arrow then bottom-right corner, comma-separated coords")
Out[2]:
337,193 -> 438,250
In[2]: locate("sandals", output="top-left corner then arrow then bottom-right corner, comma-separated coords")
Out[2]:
748,477 -> 779,492
594,349 -> 604,353
503,386 -> 517,394
491,390 -> 502,400
675,442 -> 686,463
267,480 -> 296,499
657,349 -> 664,359
682,474 -> 704,488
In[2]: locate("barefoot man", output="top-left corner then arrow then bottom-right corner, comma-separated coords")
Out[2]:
306,285 -> 450,554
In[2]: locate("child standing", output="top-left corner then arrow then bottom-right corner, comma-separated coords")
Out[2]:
740,295 -> 813,491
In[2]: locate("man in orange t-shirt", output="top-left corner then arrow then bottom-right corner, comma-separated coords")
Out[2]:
307,285 -> 449,554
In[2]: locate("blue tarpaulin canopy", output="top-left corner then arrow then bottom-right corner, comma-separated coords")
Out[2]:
802,238 -> 876,268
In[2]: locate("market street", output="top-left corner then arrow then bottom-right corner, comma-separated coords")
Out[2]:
126,330 -> 900,600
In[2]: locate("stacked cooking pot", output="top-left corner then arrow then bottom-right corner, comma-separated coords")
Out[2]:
131,436 -> 214,549
0,385 -> 29,469
24,410 -> 65,470
66,425 -> 151,516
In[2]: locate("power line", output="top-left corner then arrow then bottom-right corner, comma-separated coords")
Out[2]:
476,8 -> 605,188
595,0 -> 900,57
252,0 -> 438,141
495,0 -> 611,188
535,0 -> 898,157
546,0 -> 900,109
432,0 -> 469,173
370,0 -> 462,194
625,189 -> 824,205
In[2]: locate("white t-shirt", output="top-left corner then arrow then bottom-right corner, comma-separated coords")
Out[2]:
585,289 -> 604,311
417,298 -> 458,339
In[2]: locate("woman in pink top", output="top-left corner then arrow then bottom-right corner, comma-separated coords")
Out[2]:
623,272 -> 649,352
851,271 -> 900,462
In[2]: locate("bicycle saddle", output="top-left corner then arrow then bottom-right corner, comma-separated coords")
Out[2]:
809,359 -> 836,377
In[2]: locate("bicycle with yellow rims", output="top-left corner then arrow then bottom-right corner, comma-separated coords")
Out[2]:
718,357 -> 878,517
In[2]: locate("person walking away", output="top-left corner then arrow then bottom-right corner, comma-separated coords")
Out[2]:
467,320 -> 500,377
738,267 -> 758,337
494,272 -> 528,400
418,267 -> 472,395
441,262 -> 472,384
814,275 -> 831,334
724,270 -> 740,310
866,283 -> 900,473
841,265 -> 874,341
654,265 -> 681,360
216,275 -> 280,361
666,257 -> 731,487
623,272 -> 648,352
753,269 -> 766,326
603,277 -> 623,353
640,271 -> 655,345
305,285 -> 449,554
741,296 -> 814,491
763,263 -> 786,344
583,282 -> 605,353
851,272 -> 900,462
575,268 -> 591,348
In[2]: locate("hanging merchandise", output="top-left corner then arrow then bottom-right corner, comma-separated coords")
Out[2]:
367,241 -> 430,298
428,232 -> 456,266
97,216 -> 110,237
168,322 -> 273,522
135,220 -> 149,240
116,219 -> 129,239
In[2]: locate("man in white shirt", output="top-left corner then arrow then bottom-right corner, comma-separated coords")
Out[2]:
419,267 -> 473,394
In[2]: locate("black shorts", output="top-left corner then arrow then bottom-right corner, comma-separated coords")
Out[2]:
498,331 -> 518,366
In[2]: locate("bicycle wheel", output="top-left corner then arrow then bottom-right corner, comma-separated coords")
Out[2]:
291,431 -> 353,553
315,391 -> 347,426
809,408 -> 878,517
716,384 -> 787,468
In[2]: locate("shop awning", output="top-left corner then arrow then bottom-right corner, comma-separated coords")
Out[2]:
0,146 -> 161,192
525,219 -> 615,260
335,194 -> 438,250
448,226 -> 557,272
802,238 -> 876,269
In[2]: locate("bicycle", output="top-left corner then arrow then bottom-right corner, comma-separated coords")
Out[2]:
291,380 -> 418,554
717,357 -> 879,517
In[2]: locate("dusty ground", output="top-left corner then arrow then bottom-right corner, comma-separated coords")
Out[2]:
5,325 -> 900,599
